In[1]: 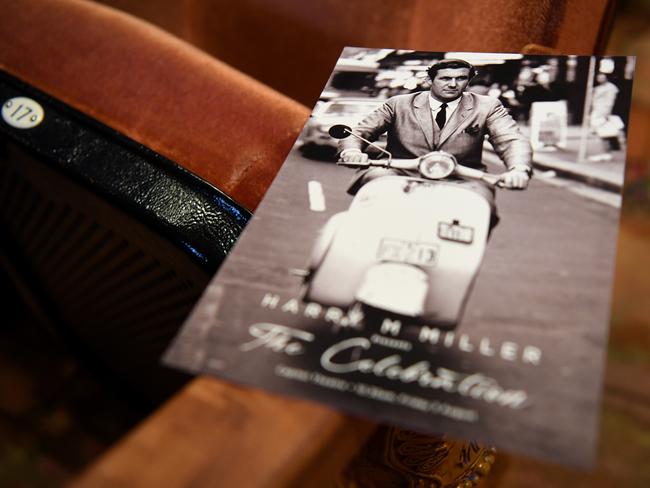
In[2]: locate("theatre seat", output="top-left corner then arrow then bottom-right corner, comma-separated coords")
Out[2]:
0,0 -> 617,486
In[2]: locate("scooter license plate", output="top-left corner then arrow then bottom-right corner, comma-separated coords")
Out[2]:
438,222 -> 474,244
377,238 -> 438,266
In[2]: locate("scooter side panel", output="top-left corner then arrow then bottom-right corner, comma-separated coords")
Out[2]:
306,206 -> 400,307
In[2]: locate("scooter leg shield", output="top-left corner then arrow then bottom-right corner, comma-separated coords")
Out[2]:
421,186 -> 492,326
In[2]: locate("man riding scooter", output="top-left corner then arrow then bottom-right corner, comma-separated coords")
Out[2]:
339,58 -> 533,224
302,59 -> 534,327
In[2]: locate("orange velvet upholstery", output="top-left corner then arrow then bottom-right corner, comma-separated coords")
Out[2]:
0,0 -> 309,211
96,0 -> 615,106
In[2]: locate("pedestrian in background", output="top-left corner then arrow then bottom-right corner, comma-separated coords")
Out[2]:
589,73 -> 624,161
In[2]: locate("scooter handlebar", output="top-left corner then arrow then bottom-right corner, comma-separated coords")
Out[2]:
336,154 -> 509,189
453,165 -> 505,188
335,158 -> 419,170
383,158 -> 420,171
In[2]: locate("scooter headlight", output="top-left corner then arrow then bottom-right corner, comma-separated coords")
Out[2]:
418,151 -> 456,179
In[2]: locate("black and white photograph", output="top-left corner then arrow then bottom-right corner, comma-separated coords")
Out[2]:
164,49 -> 635,468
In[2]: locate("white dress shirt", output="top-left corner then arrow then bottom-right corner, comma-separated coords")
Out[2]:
428,95 -> 461,127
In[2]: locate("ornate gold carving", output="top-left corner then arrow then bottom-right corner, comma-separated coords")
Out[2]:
337,427 -> 496,488
384,428 -> 450,480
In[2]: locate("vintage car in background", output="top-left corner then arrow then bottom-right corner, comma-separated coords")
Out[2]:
299,98 -> 386,158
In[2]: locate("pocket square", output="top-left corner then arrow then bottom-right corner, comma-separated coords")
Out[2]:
464,124 -> 480,135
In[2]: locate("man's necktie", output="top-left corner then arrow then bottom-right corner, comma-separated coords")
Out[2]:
436,103 -> 447,129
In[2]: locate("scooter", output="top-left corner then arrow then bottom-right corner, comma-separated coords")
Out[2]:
302,124 -> 512,329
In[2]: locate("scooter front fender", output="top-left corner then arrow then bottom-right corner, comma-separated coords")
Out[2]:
356,263 -> 429,317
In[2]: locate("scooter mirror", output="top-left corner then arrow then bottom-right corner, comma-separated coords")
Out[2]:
328,124 -> 352,139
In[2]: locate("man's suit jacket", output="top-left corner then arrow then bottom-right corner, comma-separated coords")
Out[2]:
339,91 -> 532,172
